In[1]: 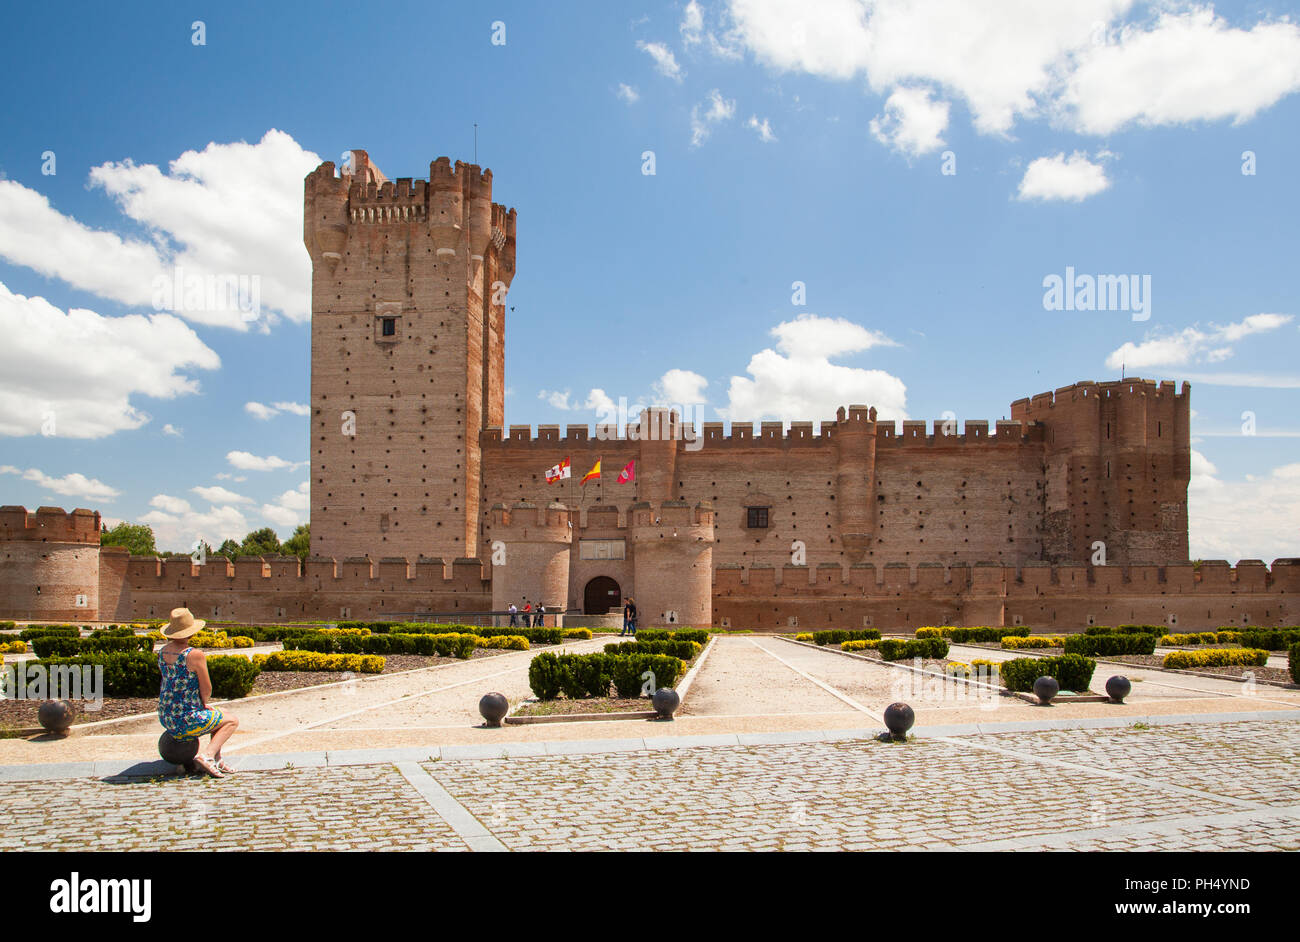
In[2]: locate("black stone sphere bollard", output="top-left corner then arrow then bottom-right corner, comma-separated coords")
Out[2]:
1033,675 -> 1060,705
1105,675 -> 1132,704
158,731 -> 200,769
882,702 -> 915,741
652,687 -> 680,720
38,700 -> 75,737
478,692 -> 509,728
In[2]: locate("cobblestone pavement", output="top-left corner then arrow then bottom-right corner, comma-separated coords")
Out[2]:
2,719 -> 1296,851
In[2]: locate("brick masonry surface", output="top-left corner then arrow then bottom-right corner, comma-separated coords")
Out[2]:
1,720 -> 1296,851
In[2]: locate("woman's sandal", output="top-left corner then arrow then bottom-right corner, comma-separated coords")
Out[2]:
214,758 -> 236,774
192,754 -> 224,778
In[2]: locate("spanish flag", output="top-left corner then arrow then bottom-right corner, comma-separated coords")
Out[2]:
579,460 -> 601,485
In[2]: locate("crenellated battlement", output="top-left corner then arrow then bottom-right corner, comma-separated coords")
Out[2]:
1010,378 -> 1189,415
481,414 -> 1043,449
0,505 -> 101,544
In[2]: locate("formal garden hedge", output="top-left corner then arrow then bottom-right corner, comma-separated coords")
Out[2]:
841,639 -> 880,651
19,626 -> 81,641
31,635 -> 155,658
1084,624 -> 1165,636
252,651 -> 385,674
811,629 -> 881,646
281,631 -> 480,658
527,651 -> 685,700
32,652 -> 260,699
1162,649 -> 1269,670
1290,643 -> 1299,684
1063,633 -> 1159,657
0,640 -> 26,654
1001,636 -> 1066,650
1160,631 -> 1240,645
1236,628 -> 1300,651
999,654 -> 1096,693
939,626 -> 1031,643
633,629 -> 710,645
878,638 -> 950,661
603,640 -> 702,659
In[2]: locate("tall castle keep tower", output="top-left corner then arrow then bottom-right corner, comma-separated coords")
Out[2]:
1011,380 -> 1190,566
305,151 -> 516,562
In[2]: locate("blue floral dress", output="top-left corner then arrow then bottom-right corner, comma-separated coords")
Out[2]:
157,647 -> 224,740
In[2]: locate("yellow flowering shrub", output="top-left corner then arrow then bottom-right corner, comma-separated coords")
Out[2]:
1001,636 -> 1065,649
562,628 -> 593,640
915,627 -> 944,639
794,633 -> 814,643
254,651 -> 385,673
476,635 -> 530,651
1163,649 -> 1268,670
841,639 -> 880,651
1160,632 -> 1221,646
970,658 -> 1001,675
191,631 -> 254,649
0,640 -> 26,654
318,627 -> 371,637
944,661 -> 970,677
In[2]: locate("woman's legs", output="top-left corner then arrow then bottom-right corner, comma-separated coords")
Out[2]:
206,715 -> 239,759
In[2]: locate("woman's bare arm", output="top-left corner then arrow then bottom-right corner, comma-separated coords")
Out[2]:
191,648 -> 213,705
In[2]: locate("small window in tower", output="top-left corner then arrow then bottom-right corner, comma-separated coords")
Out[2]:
746,507 -> 770,529
382,318 -> 396,336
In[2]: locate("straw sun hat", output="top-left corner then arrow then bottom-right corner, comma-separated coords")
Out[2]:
162,607 -> 206,640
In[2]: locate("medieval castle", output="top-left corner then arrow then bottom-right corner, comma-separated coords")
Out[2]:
2,151 -> 1296,629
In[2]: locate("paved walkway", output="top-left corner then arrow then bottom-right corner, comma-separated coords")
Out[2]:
2,635 -> 1297,851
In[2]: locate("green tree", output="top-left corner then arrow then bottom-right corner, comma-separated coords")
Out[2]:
100,522 -> 156,556
282,523 -> 310,560
216,539 -> 241,560
238,527 -> 282,557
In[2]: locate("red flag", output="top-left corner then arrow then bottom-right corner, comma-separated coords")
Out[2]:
616,460 -> 635,484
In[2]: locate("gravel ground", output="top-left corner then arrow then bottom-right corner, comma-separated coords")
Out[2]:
1101,653 -> 1294,685
513,697 -> 654,716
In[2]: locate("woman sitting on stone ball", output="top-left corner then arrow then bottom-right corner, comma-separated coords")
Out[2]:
157,607 -> 240,778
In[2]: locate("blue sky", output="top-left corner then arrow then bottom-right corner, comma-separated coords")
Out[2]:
0,0 -> 1297,560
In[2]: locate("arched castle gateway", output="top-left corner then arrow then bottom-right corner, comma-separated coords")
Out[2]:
3,151 -> 1297,628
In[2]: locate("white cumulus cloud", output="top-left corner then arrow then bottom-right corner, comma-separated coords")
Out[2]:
723,314 -> 906,424
0,130 -> 319,330
0,465 -> 121,502
1017,152 -> 1110,202
0,282 -> 220,439
869,86 -> 950,156
1189,451 -> 1300,563
226,451 -> 303,472
1105,314 -> 1292,370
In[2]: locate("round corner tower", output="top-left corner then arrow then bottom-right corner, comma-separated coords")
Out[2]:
0,506 -> 101,622
488,501 -> 572,613
629,500 -> 715,627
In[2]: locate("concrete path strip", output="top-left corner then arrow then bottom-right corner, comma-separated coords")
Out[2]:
395,761 -> 507,852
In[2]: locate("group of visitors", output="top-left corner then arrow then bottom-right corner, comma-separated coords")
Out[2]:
507,600 -> 547,628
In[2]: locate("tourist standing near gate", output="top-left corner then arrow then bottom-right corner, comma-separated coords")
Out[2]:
508,602 -> 519,627
622,597 -> 637,637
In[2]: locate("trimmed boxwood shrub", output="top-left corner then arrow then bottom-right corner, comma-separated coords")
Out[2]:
205,655 -> 261,698
999,653 -> 1096,693
1290,643 -> 1299,684
1237,629 -> 1300,651
878,638 -> 949,661
529,652 -> 565,700
35,652 -> 160,697
1001,636 -> 1065,650
813,629 -> 881,646
669,629 -> 709,645
603,640 -> 700,659
841,639 -> 879,652
528,652 -> 685,700
1162,649 -> 1269,670
943,626 -> 1030,642
915,627 -> 944,639
31,635 -> 154,658
20,625 -> 80,641
1083,624 -> 1165,636
563,628 -> 593,640
1064,633 -> 1157,656
36,651 -> 261,699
